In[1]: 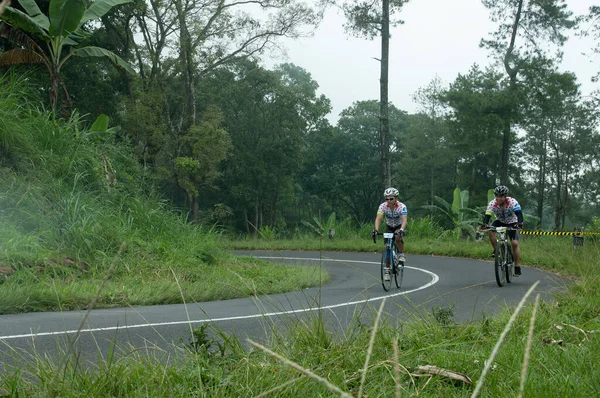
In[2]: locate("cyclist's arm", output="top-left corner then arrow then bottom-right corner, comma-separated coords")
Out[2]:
400,214 -> 407,230
515,210 -> 523,224
483,211 -> 492,225
374,211 -> 384,232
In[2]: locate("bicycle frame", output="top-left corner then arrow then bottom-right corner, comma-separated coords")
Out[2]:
482,226 -> 516,287
374,231 -> 404,291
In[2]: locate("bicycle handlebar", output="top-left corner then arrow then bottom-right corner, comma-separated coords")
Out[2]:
478,225 -> 521,232
372,230 -> 404,244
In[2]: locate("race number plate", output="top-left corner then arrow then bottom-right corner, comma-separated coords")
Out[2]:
383,233 -> 394,239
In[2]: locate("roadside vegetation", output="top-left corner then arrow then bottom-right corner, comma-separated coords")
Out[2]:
0,77 -> 325,315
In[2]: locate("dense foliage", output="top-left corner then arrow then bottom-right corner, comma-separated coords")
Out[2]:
1,0 -> 599,236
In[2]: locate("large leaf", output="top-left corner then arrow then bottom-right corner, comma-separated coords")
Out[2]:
49,0 -> 86,37
81,0 -> 133,25
71,45 -> 135,74
0,48 -> 45,65
0,7 -> 50,42
67,26 -> 92,42
487,189 -> 494,203
62,35 -> 79,46
16,0 -> 50,30
451,187 -> 461,215
0,22 -> 46,51
90,114 -> 109,133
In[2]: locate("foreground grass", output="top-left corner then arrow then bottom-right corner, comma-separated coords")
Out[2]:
1,238 -> 599,397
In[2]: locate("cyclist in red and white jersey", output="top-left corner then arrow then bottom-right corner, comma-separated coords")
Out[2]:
482,185 -> 524,276
372,188 -> 407,268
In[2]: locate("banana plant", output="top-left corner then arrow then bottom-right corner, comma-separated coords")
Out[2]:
423,188 -> 482,239
0,0 -> 134,112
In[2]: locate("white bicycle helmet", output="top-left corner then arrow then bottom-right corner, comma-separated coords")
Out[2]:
383,187 -> 399,197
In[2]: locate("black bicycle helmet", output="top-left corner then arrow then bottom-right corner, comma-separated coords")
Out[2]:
494,185 -> 509,196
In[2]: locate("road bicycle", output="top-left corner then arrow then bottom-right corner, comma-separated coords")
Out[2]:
373,231 -> 404,291
479,225 -> 518,287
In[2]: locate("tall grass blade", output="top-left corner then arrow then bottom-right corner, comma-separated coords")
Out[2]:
247,339 -> 353,398
358,297 -> 386,397
471,280 -> 540,398
393,339 -> 401,398
518,294 -> 540,398
170,267 -> 195,342
50,242 -> 126,392
254,376 -> 304,398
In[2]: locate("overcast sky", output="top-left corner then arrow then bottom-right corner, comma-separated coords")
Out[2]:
264,0 -> 598,123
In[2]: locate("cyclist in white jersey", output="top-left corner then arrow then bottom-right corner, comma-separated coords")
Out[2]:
482,185 -> 524,276
372,188 -> 407,274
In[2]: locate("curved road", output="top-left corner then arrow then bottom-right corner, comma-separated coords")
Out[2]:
0,251 -> 568,369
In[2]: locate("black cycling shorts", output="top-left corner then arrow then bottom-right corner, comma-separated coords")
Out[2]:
385,225 -> 404,242
491,220 -> 519,241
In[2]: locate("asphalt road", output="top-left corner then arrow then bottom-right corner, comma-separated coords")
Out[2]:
0,250 -> 569,371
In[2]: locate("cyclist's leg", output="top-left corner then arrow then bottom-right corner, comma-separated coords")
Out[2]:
389,225 -> 405,261
488,220 -> 503,254
488,231 -> 497,250
382,226 -> 393,267
510,229 -> 521,275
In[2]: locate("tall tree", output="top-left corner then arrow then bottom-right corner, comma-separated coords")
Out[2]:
439,65 -> 510,197
480,0 -> 575,184
131,0 -> 322,131
408,76 -> 455,210
174,106 -> 232,221
521,61 -> 598,229
124,0 -> 324,217
303,100 -> 408,224
343,0 -> 409,191
579,5 -> 600,93
198,61 -> 331,234
0,0 -> 134,112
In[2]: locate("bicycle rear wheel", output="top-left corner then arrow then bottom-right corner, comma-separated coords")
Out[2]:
494,243 -> 507,287
381,249 -> 392,291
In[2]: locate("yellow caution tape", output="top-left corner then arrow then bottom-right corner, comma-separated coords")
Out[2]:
520,230 -> 600,236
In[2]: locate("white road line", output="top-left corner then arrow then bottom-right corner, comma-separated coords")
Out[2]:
0,257 -> 439,341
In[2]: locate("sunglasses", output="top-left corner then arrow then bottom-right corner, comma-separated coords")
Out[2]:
385,197 -> 395,201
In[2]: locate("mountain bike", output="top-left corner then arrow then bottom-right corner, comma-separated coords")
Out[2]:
479,225 -> 518,287
373,231 -> 404,291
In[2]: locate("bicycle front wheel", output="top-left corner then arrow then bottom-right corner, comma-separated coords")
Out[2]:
394,261 -> 404,289
381,249 -> 392,291
506,245 -> 513,284
494,243 -> 507,287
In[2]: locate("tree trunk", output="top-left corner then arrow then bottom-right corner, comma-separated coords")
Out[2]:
536,134 -> 548,227
174,0 -> 196,130
243,208 -> 250,234
190,194 -> 199,222
500,114 -> 511,185
500,0 -> 523,184
254,198 -> 259,239
379,0 -> 391,189
553,149 -> 562,231
50,72 -> 59,114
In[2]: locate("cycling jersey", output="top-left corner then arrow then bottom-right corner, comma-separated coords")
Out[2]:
377,201 -> 407,228
485,197 -> 521,224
